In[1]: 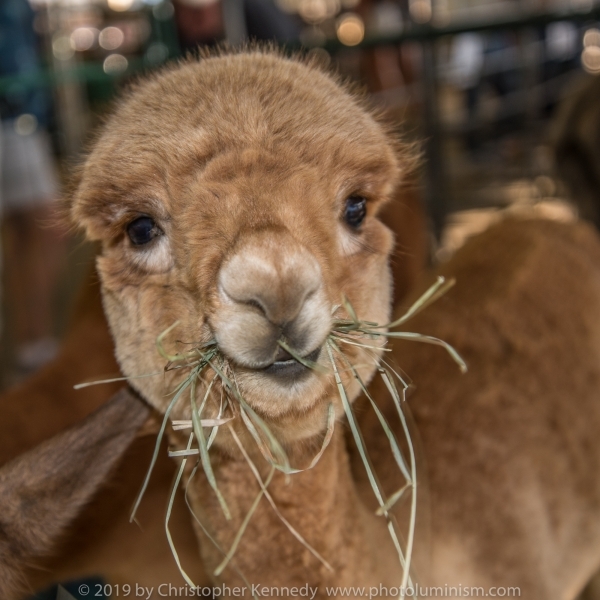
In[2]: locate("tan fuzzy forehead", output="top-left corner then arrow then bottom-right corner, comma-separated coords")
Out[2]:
72,50 -> 404,236
99,52 -> 394,160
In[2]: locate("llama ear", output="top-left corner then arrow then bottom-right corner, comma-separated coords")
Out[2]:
70,181 -> 118,242
0,388 -> 149,599
68,154 -> 130,242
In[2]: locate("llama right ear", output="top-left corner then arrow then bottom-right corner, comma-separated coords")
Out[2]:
0,388 -> 150,599
70,181 -> 121,242
69,151 -> 134,242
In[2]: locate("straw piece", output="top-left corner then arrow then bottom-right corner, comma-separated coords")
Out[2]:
73,370 -> 164,390
277,339 -> 328,373
375,483 -> 411,516
165,432 -> 197,587
214,469 -> 274,576
172,417 -> 233,430
382,276 -> 455,329
207,393 -> 229,450
330,335 -> 391,352
341,294 -> 359,324
330,343 -> 412,483
305,403 -> 336,471
169,448 -> 200,457
209,359 -> 291,473
326,342 -> 412,585
191,375 -> 231,520
383,331 -> 467,373
379,368 -> 418,591
130,374 -> 192,523
156,320 -> 183,362
228,425 -> 334,573
184,460 -> 257,598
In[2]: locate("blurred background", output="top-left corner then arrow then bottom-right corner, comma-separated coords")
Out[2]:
0,0 -> 599,386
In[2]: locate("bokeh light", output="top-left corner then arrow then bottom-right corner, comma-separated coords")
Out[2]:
583,28 -> 600,48
14,114 -> 38,136
52,34 -> 75,61
336,13 -> 364,46
103,53 -> 129,74
145,42 -> 169,65
70,27 -> 97,52
582,45 -> 600,74
99,26 -> 125,50
409,0 -> 432,23
152,2 -> 175,20
299,0 -> 340,24
107,0 -> 135,11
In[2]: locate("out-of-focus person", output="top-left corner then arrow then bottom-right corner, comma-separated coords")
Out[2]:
173,0 -> 301,51
0,0 -> 67,377
449,31 -> 522,152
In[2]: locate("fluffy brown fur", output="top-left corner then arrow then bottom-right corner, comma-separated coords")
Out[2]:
13,48 -> 598,599
365,218 -> 600,599
0,274 -> 121,465
0,388 -> 148,598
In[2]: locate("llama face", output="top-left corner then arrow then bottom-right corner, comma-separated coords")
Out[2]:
72,51 -> 403,441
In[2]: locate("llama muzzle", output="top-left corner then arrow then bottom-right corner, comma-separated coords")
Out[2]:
213,228 -> 331,374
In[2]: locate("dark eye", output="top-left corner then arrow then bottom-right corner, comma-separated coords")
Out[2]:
344,196 -> 367,229
126,216 -> 161,245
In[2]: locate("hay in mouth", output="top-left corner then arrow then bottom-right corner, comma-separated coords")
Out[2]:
75,277 -> 466,594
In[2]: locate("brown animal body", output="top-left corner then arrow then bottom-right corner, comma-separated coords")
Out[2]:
553,75 -> 600,228
0,277 -> 121,465
0,388 -> 149,597
379,218 -> 600,598
4,49 -> 600,599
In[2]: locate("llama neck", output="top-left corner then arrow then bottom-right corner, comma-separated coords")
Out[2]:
181,425 -> 400,593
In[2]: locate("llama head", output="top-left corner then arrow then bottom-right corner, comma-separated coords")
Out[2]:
71,50 -> 406,443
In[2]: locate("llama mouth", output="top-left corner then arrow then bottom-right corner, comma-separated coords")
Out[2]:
262,346 -> 322,379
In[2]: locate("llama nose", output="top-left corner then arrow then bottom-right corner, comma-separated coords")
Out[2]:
218,239 -> 322,327
213,231 -> 331,370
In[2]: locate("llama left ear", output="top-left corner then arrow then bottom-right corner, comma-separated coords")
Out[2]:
0,388 -> 149,599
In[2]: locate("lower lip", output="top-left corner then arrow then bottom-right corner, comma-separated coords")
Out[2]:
263,346 -> 322,379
